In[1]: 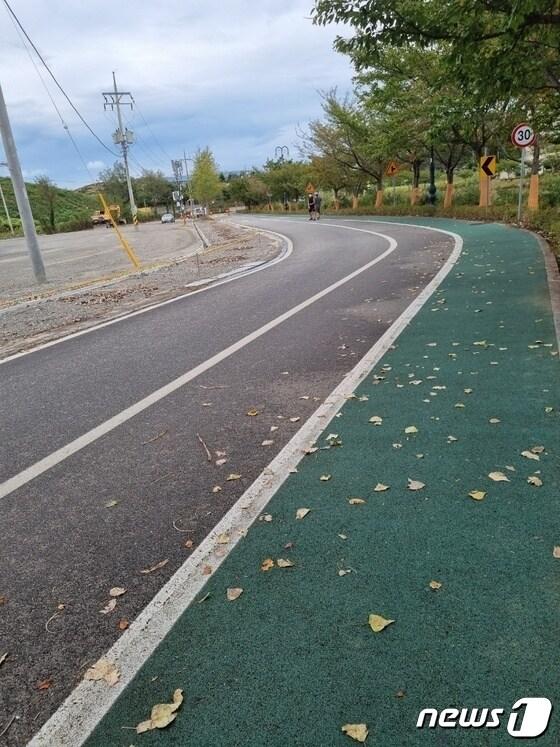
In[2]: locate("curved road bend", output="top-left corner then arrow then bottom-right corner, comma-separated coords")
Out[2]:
0,217 -> 452,745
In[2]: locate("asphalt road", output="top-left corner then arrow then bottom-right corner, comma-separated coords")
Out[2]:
0,217 -> 452,745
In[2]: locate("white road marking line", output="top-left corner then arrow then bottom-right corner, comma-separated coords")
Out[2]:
0,226 -> 292,365
0,226 -> 397,500
28,223 -> 462,747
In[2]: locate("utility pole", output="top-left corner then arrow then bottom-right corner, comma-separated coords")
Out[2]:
183,151 -> 193,217
0,84 -> 46,281
102,73 -> 138,226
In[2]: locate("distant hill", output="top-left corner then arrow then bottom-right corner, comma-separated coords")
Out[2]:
0,177 -> 98,236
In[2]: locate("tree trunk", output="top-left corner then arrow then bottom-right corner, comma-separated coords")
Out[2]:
410,160 -> 421,205
352,194 -> 359,209
444,169 -> 454,208
333,188 -> 340,210
528,137 -> 540,210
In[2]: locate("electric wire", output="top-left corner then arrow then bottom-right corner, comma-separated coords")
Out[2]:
2,0 -> 119,157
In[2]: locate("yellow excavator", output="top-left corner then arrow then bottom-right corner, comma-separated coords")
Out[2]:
91,203 -> 126,225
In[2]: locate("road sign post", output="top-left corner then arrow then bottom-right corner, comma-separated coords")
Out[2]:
511,124 -> 535,223
478,155 -> 496,209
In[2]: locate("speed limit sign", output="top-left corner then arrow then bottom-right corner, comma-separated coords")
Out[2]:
511,123 -> 536,148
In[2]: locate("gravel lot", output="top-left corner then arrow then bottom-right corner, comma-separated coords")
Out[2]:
0,218 -> 282,358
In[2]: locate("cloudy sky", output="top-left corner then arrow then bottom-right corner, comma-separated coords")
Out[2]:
0,0 -> 353,188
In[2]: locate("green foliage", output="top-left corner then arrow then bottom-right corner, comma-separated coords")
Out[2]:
261,160 -> 313,201
191,147 -> 223,206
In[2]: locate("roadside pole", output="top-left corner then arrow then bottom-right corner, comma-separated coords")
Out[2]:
517,148 -> 525,224
511,123 -> 535,224
0,83 -> 46,282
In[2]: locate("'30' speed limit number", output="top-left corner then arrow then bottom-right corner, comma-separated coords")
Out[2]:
511,123 -> 536,148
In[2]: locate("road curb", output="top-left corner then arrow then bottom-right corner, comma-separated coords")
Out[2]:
534,232 -> 560,346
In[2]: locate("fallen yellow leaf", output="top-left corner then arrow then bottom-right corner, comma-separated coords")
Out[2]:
296,508 -> 311,520
246,408 -> 259,416
226,587 -> 243,601
488,471 -> 509,482
136,689 -> 183,734
369,613 -> 395,633
469,490 -> 486,501
216,533 -> 230,544
261,558 -> 275,572
429,580 -> 442,590
341,723 -> 369,743
407,478 -> 425,491
84,659 -> 120,686
226,473 -> 242,481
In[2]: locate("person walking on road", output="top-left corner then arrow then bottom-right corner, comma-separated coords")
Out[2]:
307,192 -> 316,220
314,191 -> 322,220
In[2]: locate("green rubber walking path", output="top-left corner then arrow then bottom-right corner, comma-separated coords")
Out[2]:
85,219 -> 559,746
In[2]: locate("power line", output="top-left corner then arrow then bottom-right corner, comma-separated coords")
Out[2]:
131,98 -> 174,163
2,0 -> 119,157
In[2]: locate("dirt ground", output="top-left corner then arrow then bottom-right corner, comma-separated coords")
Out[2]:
0,219 -> 282,359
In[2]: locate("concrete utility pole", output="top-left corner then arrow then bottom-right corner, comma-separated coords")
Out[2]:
183,151 -> 194,216
0,84 -> 46,281
102,73 -> 138,226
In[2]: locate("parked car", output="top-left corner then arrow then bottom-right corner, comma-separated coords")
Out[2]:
161,213 -> 175,224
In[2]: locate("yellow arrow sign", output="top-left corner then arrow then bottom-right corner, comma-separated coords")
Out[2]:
479,155 -> 497,177
385,161 -> 399,177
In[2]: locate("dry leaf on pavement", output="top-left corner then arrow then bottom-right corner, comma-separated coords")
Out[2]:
0,653 -> 7,667
369,613 -> 395,633
136,688 -> 184,733
527,476 -> 543,487
296,508 -> 311,520
100,598 -> 117,615
553,546 -> 560,558
348,497 -> 366,505
109,587 -> 126,598
118,619 -> 129,630
216,533 -> 230,544
37,678 -> 53,690
226,588 -> 243,601
226,473 -> 242,481
469,490 -> 486,501
261,558 -> 275,571
246,408 -> 259,416
341,723 -> 369,742
140,559 -> 169,575
405,426 -> 418,434
429,580 -> 442,590
369,416 -> 383,425
276,558 -> 295,568
320,474 -> 332,481
521,451 -> 539,461
84,659 -> 120,686
488,471 -> 509,482
373,483 -> 389,492
407,479 -> 425,491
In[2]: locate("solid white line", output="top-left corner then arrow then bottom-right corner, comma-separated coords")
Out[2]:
0,226 -> 397,501
0,226 -> 290,365
29,223 -> 462,747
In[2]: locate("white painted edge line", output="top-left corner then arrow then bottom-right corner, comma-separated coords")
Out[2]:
0,226 -> 290,366
29,223 -> 462,747
0,226 -> 397,501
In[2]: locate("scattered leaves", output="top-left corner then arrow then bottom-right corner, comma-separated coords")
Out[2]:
276,558 -> 295,568
104,500 -> 119,508
246,408 -> 259,416
341,723 -> 369,743
136,688 -> 184,734
261,558 -> 275,572
320,474 -> 332,481
404,425 -> 418,434
369,416 -> 383,425
489,418 -> 501,424
553,547 -> 560,559
226,587 -> 243,601
429,580 -> 442,590
369,613 -> 395,633
140,559 -> 169,575
84,659 -> 120,686
118,619 -> 129,631
37,678 -> 53,691
216,533 -> 230,545
226,473 -> 242,481
296,508 -> 311,520
261,440 -> 274,447
528,476 -> 543,487
289,417 -> 301,423
348,497 -> 366,505
373,483 -> 389,492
